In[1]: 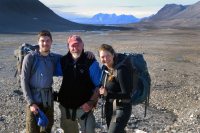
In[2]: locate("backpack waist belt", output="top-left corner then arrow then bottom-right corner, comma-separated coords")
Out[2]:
32,87 -> 52,107
108,98 -> 131,103
108,99 -> 131,123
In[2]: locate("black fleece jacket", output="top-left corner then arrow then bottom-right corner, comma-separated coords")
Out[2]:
104,53 -> 138,99
58,51 -> 95,109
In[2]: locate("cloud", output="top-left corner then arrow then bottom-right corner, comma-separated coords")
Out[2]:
53,10 -> 88,20
117,5 -> 142,8
49,5 -> 74,9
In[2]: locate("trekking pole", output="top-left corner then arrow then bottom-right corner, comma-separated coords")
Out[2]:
100,95 -> 105,128
100,70 -> 109,132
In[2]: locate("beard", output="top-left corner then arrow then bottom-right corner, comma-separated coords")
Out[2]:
71,52 -> 81,59
39,48 -> 50,55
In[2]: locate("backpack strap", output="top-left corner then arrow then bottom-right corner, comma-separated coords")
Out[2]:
49,53 -> 57,67
144,79 -> 151,117
65,108 -> 71,119
30,52 -> 39,76
64,108 -> 77,121
71,109 -> 77,121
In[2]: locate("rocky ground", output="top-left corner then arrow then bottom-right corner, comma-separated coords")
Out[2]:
0,28 -> 200,133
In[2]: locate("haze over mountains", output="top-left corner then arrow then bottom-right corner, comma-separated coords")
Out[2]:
142,1 -> 200,28
0,0 -> 126,33
71,13 -> 140,25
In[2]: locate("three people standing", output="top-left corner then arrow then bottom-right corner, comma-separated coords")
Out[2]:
21,30 -> 135,133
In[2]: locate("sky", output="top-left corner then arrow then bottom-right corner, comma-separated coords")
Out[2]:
39,0 -> 199,20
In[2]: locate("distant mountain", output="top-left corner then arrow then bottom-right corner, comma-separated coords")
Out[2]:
145,4 -> 187,21
141,1 -> 200,28
72,13 -> 140,25
170,1 -> 200,19
0,0 -> 127,33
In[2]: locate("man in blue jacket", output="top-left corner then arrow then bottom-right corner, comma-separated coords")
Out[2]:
21,30 -> 62,133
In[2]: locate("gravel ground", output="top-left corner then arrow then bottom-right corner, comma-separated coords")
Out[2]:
0,29 -> 200,133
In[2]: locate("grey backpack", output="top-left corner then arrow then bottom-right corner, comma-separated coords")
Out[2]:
14,43 -> 39,86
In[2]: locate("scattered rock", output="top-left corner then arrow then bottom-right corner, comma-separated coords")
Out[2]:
0,29 -> 200,132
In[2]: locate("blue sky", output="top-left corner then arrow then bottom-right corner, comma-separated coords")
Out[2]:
39,0 -> 199,19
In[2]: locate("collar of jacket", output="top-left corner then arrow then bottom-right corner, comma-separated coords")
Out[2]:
36,51 -> 55,57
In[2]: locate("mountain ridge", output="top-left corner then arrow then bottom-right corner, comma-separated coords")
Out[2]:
0,0 -> 129,33
72,13 -> 140,25
141,1 -> 200,28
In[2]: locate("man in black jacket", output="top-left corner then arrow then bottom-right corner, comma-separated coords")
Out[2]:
57,35 -> 101,133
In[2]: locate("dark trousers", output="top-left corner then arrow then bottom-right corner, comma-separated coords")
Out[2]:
25,104 -> 54,133
105,100 -> 132,133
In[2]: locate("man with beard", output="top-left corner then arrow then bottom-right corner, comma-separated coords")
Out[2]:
57,35 -> 101,133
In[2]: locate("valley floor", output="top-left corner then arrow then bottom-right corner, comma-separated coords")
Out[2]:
0,28 -> 199,132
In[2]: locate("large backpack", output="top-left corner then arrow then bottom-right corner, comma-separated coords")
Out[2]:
116,53 -> 151,117
14,43 -> 39,86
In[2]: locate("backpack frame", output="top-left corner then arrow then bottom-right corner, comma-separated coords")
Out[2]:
14,43 -> 39,78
